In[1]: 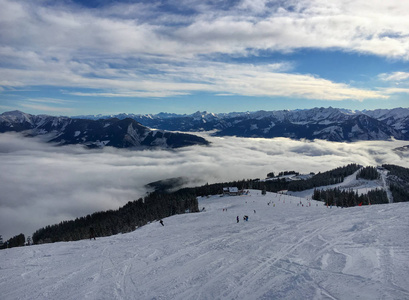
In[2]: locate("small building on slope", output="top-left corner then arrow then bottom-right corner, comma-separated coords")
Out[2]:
223,187 -> 240,196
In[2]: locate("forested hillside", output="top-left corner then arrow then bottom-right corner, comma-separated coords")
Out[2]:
32,190 -> 199,244
383,164 -> 409,203
312,188 -> 388,207
356,166 -> 380,180
191,164 -> 362,196
287,164 -> 361,191
0,233 -> 25,249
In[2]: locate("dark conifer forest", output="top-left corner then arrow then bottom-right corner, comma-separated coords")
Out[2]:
312,188 -> 389,207
0,233 -> 25,249
287,164 -> 361,191
356,166 -> 380,180
32,189 -> 199,244
382,164 -> 409,203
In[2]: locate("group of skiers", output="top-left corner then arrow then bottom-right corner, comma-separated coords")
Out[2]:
236,215 -> 249,223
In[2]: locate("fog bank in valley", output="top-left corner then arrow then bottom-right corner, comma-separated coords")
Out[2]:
1,132 -> 408,241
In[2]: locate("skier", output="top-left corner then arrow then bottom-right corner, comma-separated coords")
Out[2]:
89,227 -> 96,240
237,216 -> 239,223
159,220 -> 164,226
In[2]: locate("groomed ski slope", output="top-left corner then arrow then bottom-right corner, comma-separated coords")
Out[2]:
1,191 -> 409,300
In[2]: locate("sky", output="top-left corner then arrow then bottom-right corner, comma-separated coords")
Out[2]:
1,0 -> 409,116
1,131 -> 409,241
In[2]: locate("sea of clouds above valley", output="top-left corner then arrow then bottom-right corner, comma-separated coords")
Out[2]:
0,132 -> 408,241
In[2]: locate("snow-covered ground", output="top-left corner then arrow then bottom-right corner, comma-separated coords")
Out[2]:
1,191 -> 409,300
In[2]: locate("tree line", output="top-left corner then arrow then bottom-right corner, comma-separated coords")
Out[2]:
287,164 -> 361,191
312,188 -> 388,207
356,166 -> 380,180
0,233 -> 25,250
188,164 -> 362,196
383,164 -> 409,203
191,178 -> 290,195
32,189 -> 199,244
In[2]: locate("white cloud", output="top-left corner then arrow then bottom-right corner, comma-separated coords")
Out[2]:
381,88 -> 409,95
19,103 -> 74,113
2,0 -> 409,59
0,0 -> 406,102
0,132 -> 408,241
379,72 -> 409,82
14,98 -> 77,113
170,0 -> 409,59
0,58 -> 387,101
26,98 -> 76,105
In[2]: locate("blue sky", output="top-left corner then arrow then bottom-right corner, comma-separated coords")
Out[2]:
1,0 -> 409,116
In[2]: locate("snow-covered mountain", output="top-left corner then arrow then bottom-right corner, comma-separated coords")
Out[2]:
1,190 -> 408,299
364,107 -> 409,133
3,107 -> 408,143
0,111 -> 209,149
73,107 -> 409,142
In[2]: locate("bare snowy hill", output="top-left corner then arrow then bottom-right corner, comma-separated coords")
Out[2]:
1,191 -> 408,300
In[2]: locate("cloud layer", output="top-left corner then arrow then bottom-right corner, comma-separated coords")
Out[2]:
1,132 -> 408,241
2,0 -> 408,109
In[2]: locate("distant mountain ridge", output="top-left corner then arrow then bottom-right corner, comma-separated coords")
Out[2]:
0,111 -> 209,149
73,107 -> 409,142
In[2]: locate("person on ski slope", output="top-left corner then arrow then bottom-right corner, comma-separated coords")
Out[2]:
89,227 -> 96,240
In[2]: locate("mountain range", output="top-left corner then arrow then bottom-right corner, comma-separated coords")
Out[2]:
0,111 -> 209,149
1,107 -> 408,147
74,107 -> 409,142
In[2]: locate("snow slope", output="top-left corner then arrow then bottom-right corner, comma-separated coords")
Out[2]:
1,191 -> 409,300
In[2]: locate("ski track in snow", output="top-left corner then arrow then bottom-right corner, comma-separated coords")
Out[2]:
1,191 -> 409,300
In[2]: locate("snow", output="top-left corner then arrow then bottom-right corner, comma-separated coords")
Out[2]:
317,120 -> 334,125
94,140 -> 110,147
313,126 -> 343,136
379,169 -> 393,203
151,137 -> 168,147
74,131 -> 81,137
1,190 -> 409,300
351,124 -> 363,134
